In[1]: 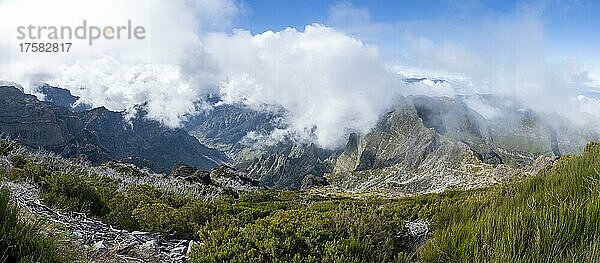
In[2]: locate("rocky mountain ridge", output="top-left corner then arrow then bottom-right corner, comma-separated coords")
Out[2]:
0,85 -> 229,173
187,92 -> 595,194
2,82 -> 597,195
324,94 -> 596,194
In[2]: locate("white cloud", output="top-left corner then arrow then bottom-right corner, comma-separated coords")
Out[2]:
2,0 -> 598,149
0,0 -> 237,127
328,1 -> 371,27
52,57 -> 198,127
462,95 -> 502,120
204,25 -> 401,149
396,8 -> 600,126
1,0 -> 405,149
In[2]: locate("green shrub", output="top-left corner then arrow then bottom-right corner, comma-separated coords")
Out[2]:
190,200 -> 412,262
132,202 -> 178,233
0,140 -> 14,156
0,188 -> 71,262
8,141 -> 600,262
3,161 -> 443,261
6,162 -> 52,183
9,154 -> 27,168
41,172 -> 109,216
104,191 -> 140,230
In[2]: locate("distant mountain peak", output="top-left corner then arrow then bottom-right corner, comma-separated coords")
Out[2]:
35,83 -> 92,112
0,81 -> 24,91
404,77 -> 446,84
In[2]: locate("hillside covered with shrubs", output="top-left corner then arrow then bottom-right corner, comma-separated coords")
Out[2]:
0,140 -> 599,262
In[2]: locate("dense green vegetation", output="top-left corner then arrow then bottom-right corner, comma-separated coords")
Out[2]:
420,142 -> 600,262
2,152 -> 457,262
2,141 -> 600,262
190,192 -> 428,262
0,188 -> 71,263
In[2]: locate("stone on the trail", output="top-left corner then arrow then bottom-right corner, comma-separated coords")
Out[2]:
171,246 -> 186,254
72,231 -> 83,238
186,240 -> 196,255
142,240 -> 157,250
93,240 -> 107,252
0,157 -> 12,173
3,178 -> 195,262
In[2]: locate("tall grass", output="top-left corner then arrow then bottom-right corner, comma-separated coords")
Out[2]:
0,188 -> 71,263
420,142 -> 600,262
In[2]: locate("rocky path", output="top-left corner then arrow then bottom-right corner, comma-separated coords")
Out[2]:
2,181 -> 196,263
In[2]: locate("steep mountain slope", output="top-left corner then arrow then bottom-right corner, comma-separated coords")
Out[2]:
0,85 -> 229,173
0,85 -> 111,163
184,103 -> 282,157
458,94 -> 596,162
327,98 -> 500,194
81,106 -> 229,173
238,142 -> 334,188
326,95 -> 592,194
185,102 -> 334,188
4,82 -> 595,193
184,93 -> 596,192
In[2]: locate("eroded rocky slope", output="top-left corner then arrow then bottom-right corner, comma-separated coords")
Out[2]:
325,95 -> 587,194
0,85 -> 229,173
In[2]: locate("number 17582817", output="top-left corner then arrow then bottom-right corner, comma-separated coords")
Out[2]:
19,43 -> 72,53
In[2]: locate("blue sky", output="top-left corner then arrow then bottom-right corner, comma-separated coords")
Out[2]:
235,0 -> 600,74
238,0 -> 520,33
238,0 -> 599,36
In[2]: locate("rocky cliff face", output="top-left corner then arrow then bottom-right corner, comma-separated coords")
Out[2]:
183,93 -> 596,192
184,103 -> 282,157
0,85 -> 229,173
81,106 -> 229,173
326,95 -> 592,194
334,102 -> 439,173
327,97 -> 488,194
0,86 -> 111,163
185,103 -> 333,189
238,143 -> 334,188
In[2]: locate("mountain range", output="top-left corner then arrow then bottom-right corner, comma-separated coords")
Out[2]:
0,84 -> 228,173
0,82 -> 597,194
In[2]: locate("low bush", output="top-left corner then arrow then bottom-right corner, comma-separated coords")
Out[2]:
191,200 -> 412,262
9,154 -> 27,169
0,188 -> 71,262
3,156 -> 466,261
41,172 -> 109,216
0,140 -> 15,156
6,162 -> 51,183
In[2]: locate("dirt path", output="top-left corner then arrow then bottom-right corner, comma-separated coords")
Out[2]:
2,181 -> 195,263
